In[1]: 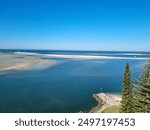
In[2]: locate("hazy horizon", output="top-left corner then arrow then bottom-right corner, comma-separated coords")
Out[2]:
0,48 -> 150,53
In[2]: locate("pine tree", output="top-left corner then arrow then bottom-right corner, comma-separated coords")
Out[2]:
120,63 -> 133,113
133,60 -> 150,112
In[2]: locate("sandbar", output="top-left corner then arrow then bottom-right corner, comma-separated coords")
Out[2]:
0,54 -> 57,71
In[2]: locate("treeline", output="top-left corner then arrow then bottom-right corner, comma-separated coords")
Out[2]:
120,60 -> 150,113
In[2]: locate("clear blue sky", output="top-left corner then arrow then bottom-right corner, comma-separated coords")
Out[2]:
0,0 -> 150,51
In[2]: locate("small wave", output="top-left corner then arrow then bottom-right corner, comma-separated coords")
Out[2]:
14,52 -> 41,56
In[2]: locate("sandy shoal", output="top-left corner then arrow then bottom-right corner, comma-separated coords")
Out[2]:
0,54 -> 56,71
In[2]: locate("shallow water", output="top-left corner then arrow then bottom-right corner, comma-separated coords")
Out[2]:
0,50 -> 148,112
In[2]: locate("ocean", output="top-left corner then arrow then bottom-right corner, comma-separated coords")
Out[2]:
0,50 -> 149,112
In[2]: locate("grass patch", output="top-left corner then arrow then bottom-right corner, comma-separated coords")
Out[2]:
102,105 -> 120,113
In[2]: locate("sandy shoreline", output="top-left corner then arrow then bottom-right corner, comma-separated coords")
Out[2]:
90,93 -> 121,113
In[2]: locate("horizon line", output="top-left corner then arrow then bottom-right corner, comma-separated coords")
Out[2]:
0,48 -> 150,53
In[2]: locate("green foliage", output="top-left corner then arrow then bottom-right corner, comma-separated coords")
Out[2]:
133,60 -> 150,112
120,63 -> 134,113
102,105 -> 120,113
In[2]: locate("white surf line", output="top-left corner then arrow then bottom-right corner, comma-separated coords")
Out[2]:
14,52 -> 40,56
14,52 -> 148,60
45,54 -> 148,60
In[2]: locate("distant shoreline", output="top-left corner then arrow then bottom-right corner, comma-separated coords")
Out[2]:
0,52 -> 148,71
0,49 -> 150,53
14,52 -> 148,60
90,93 -> 121,113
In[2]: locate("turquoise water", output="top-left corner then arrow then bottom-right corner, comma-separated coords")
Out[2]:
0,50 -> 148,112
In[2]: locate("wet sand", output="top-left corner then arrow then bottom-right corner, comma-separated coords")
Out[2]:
0,54 -> 57,71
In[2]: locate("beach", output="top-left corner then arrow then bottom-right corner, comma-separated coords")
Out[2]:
90,93 -> 121,113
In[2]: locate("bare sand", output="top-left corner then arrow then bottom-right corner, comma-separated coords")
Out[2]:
0,54 -> 57,71
90,93 -> 121,113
